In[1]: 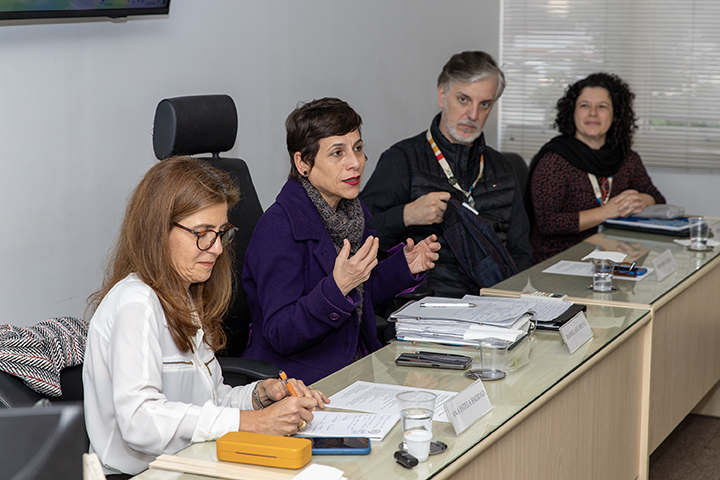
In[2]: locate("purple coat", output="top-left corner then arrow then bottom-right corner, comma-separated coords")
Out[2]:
241,179 -> 421,384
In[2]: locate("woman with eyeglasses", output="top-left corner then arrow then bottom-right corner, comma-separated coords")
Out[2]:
241,98 -> 440,385
83,157 -> 328,478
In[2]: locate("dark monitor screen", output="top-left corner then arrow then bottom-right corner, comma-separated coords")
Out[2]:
0,403 -> 88,480
0,0 -> 170,20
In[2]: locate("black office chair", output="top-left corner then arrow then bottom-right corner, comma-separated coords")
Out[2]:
0,366 -> 83,409
0,317 -> 89,479
0,403 -> 86,480
153,94 -> 280,385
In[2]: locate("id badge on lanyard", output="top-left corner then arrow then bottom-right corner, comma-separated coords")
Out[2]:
588,173 -> 612,205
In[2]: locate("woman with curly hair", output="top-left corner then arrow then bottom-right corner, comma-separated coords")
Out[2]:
527,73 -> 665,263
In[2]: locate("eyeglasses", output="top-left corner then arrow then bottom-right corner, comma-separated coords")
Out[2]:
173,222 -> 239,251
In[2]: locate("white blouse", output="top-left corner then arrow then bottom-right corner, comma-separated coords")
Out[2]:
83,274 -> 255,475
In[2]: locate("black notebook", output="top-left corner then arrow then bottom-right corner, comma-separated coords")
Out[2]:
535,303 -> 587,331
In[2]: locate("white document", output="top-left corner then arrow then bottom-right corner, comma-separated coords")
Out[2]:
327,381 -> 456,423
673,238 -> 719,248
542,260 -> 653,282
394,296 -> 531,327
463,294 -> 572,323
542,260 -> 595,277
297,411 -> 399,441
463,324 -> 527,342
581,251 -> 627,263
293,464 -> 346,480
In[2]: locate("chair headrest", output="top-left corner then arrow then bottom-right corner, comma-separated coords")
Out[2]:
153,95 -> 238,159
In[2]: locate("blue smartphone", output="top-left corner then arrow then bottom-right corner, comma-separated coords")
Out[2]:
308,437 -> 371,455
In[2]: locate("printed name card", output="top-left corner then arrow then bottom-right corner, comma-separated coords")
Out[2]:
559,311 -> 593,354
443,379 -> 492,435
652,249 -> 678,282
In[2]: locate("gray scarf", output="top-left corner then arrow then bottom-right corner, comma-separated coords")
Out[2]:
300,177 -> 365,323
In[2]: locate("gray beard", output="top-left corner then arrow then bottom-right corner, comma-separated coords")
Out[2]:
442,109 -> 482,145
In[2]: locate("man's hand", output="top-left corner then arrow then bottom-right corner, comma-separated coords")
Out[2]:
403,191 -> 451,226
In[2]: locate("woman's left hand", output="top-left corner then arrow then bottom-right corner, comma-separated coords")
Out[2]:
258,378 -> 329,410
404,234 -> 441,274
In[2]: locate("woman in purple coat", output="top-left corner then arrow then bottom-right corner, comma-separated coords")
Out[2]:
242,98 -> 440,384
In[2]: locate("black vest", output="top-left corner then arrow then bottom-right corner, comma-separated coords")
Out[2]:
400,128 -> 517,297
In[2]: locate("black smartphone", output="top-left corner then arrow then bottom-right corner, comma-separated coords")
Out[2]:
307,437 -> 371,455
395,351 -> 472,370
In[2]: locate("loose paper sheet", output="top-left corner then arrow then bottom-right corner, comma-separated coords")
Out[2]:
327,381 -> 456,423
581,251 -> 627,263
542,260 -> 652,281
296,411 -> 399,441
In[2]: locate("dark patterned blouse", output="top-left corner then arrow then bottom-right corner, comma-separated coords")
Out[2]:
529,150 -> 666,263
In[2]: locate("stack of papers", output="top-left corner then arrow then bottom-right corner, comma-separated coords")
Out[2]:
392,295 -> 572,345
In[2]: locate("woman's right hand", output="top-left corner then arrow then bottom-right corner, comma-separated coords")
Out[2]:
333,236 -> 379,296
240,396 -> 318,436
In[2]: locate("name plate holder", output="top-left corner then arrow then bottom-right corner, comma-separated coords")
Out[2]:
443,379 -> 492,435
559,311 -> 593,354
652,249 -> 678,282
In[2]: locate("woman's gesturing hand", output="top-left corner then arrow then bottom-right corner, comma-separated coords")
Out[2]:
333,236 -> 379,296
404,234 -> 441,274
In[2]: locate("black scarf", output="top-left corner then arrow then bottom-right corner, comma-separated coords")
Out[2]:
300,177 -> 365,323
525,135 -> 625,227
529,135 -> 624,178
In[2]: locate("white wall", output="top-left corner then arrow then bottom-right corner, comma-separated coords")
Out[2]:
0,0 -> 501,326
644,167 -> 720,218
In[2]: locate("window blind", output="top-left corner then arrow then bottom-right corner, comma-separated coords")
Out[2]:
500,0 -> 720,169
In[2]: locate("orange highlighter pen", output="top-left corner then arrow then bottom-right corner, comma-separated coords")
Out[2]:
278,370 -> 298,397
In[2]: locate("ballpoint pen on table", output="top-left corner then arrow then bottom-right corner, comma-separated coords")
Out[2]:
420,302 -> 477,308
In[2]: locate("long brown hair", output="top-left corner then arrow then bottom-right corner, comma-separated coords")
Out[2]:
87,156 -> 239,352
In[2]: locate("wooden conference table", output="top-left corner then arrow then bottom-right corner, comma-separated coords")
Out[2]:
132,227 -> 720,480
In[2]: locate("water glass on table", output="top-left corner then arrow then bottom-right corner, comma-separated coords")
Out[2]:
688,216 -> 710,251
591,258 -> 615,292
397,391 -> 436,462
475,337 -> 510,381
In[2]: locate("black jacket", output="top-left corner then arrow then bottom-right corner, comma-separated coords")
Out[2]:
360,114 -> 533,297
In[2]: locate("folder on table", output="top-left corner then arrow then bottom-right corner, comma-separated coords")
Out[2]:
534,303 -> 587,331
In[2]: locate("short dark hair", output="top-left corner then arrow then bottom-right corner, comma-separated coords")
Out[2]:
554,72 -> 637,156
285,97 -> 363,180
437,51 -> 506,101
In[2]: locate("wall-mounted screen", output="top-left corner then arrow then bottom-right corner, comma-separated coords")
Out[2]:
0,0 -> 170,20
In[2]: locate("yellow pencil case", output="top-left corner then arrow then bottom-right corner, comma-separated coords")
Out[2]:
216,432 -> 312,469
